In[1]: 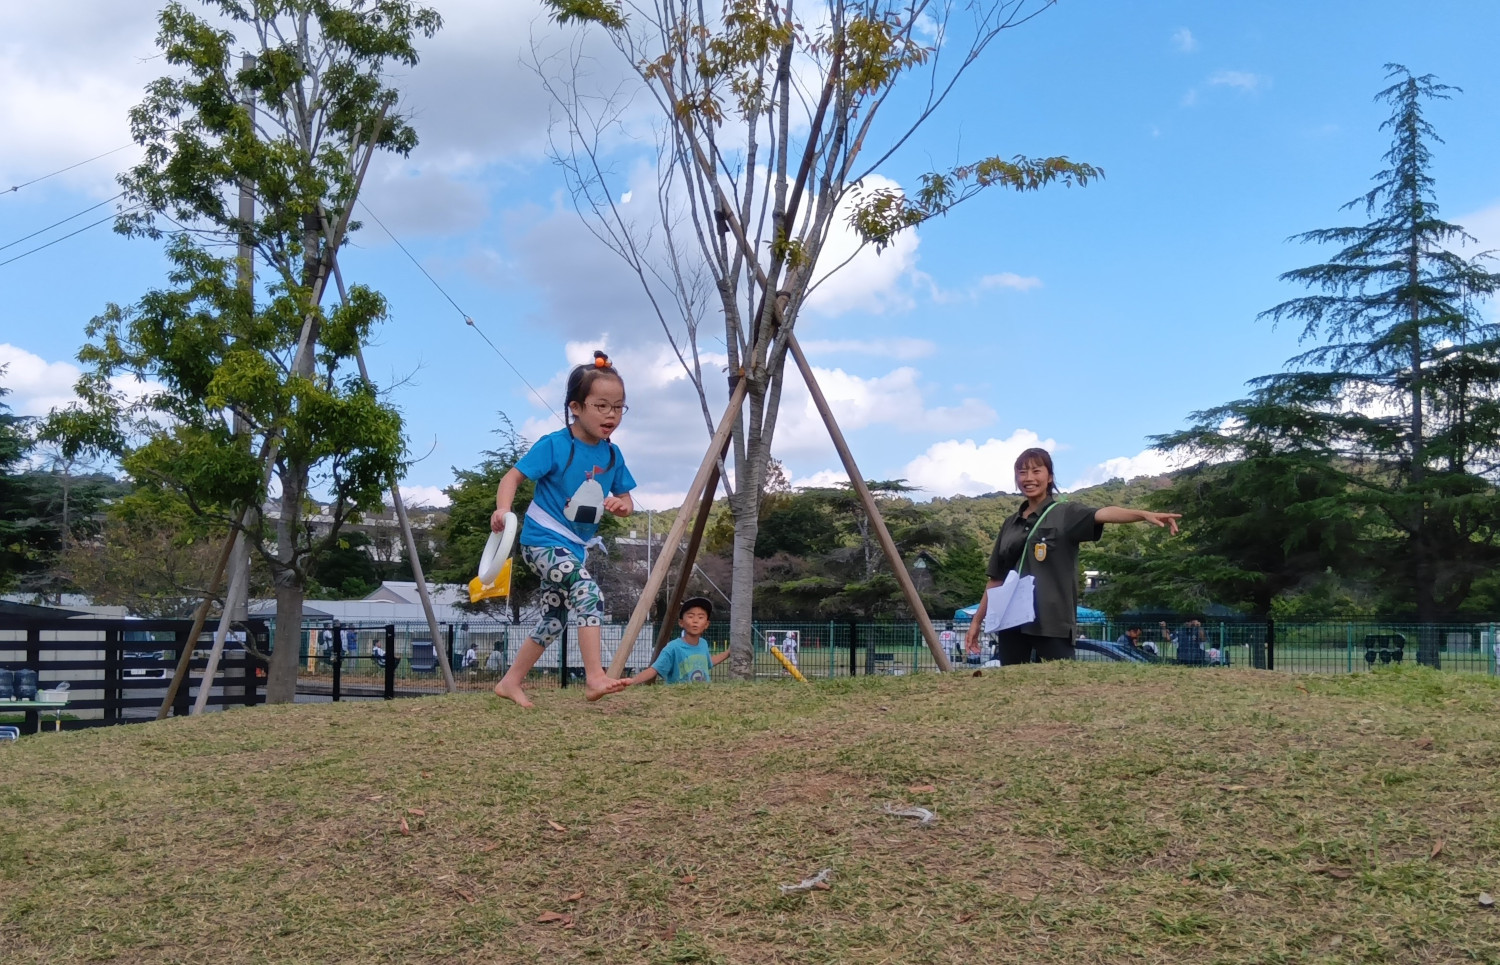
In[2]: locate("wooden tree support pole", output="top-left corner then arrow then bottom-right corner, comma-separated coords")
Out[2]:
158,506 -> 250,719
650,444 -> 727,663
608,377 -> 750,678
786,334 -> 952,672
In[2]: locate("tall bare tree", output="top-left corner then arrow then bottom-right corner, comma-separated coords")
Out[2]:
537,0 -> 1098,673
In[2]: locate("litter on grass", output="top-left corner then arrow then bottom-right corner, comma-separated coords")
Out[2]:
779,868 -> 833,894
882,804 -> 937,826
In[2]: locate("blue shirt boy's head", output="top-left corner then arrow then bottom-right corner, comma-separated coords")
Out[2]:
679,596 -> 712,640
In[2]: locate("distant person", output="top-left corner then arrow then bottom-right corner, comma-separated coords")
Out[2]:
344,628 -> 358,657
485,649 -> 503,673
371,641 -> 387,667
462,645 -> 478,670
624,598 -> 727,686
965,448 -> 1181,665
940,623 -> 960,661
1164,620 -> 1208,665
319,628 -> 333,657
780,630 -> 799,668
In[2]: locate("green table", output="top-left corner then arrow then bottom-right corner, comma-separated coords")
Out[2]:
0,699 -> 69,735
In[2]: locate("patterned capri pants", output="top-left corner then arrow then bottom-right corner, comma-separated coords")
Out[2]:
522,545 -> 604,647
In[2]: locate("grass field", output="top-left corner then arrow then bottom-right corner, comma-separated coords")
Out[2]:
2,664 -> 1498,963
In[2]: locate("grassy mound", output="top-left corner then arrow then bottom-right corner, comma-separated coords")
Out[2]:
2,664 -> 1498,963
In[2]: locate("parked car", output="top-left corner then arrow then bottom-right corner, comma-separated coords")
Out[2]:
123,650 -> 169,677
1073,638 -> 1157,664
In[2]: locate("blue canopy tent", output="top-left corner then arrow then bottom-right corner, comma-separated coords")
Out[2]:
954,603 -> 1106,625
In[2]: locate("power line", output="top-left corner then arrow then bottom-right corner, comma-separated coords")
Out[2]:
356,200 -> 564,425
0,193 -> 124,252
3,144 -> 133,197
0,205 -> 139,269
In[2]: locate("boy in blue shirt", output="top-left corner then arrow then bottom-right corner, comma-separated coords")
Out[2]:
624,597 -> 726,685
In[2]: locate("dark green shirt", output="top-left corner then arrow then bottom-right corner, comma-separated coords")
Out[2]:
986,498 -> 1103,639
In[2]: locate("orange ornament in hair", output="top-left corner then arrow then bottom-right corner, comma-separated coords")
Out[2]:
593,351 -> 610,368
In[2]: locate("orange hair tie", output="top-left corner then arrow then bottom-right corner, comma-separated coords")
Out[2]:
593,352 -> 610,368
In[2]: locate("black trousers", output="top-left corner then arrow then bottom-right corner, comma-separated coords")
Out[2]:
995,630 -> 1074,665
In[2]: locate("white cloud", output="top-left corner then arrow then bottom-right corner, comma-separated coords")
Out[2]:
899,430 -> 1055,497
392,484 -> 451,509
0,343 -> 85,416
1066,448 -> 1181,491
0,343 -> 162,424
1171,28 -> 1197,53
978,272 -> 1042,292
804,175 -> 924,317
788,468 -> 849,490
1181,88 -> 1200,108
1208,70 -> 1268,92
797,337 -> 937,360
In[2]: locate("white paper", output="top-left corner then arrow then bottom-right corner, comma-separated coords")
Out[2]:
982,570 -> 1037,632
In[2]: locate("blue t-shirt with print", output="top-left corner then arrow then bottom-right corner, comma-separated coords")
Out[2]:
514,427 -> 636,550
651,636 -> 714,684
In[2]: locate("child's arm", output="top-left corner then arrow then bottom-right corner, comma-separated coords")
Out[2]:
711,649 -> 731,667
491,467 -> 526,531
624,666 -> 659,686
604,491 -> 634,517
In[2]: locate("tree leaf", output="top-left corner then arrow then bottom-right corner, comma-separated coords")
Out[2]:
536,911 -> 571,924
547,820 -> 567,832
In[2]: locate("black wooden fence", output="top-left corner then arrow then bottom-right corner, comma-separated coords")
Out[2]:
0,617 -> 269,734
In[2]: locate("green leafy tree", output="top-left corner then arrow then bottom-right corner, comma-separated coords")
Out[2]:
0,385 -> 45,591
46,0 -> 441,701
539,0 -> 1098,675
1159,66 -> 1500,660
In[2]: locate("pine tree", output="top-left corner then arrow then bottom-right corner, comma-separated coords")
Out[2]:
1162,66 -> 1500,660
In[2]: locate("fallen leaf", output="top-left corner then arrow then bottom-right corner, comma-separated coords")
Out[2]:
536,911 -> 572,925
908,784 -> 937,793
399,816 -> 411,836
1295,683 -> 1309,694
479,842 -> 501,853
1314,867 -> 1352,879
1431,839 -> 1445,859
1479,893 -> 1494,908
1218,785 -> 1250,792
954,913 -> 976,924
657,926 -> 677,941
407,808 -> 426,817
564,891 -> 585,902
454,888 -> 476,904
1415,736 -> 1435,750
679,874 -> 696,884
971,669 -> 983,677
812,881 -> 831,891
421,771 -> 432,778
547,820 -> 567,832
366,794 -> 384,802
877,706 -> 890,712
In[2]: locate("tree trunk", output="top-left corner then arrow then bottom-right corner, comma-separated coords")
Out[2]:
265,463 -> 310,702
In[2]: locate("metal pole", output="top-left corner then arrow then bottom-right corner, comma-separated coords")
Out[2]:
384,624 -> 396,699
786,334 -> 950,671
331,621 -> 343,702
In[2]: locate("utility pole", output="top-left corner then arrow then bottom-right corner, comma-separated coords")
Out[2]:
194,53 -> 256,715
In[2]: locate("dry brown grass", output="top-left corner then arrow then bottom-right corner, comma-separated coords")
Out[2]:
2,663 -> 1499,963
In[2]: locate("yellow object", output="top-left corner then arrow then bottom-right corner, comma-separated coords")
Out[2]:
468,558 -> 512,603
769,644 -> 809,684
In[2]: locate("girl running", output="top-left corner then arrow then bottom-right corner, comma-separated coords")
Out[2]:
491,351 -> 636,706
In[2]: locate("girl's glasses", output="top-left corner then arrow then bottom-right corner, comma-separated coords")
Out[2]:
587,402 -> 629,416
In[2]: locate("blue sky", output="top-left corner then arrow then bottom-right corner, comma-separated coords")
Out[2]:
3,0 -> 1498,509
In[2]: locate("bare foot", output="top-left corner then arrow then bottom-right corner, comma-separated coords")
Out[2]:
494,678 -> 534,709
584,675 -> 627,702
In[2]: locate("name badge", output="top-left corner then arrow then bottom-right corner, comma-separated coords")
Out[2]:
1034,542 -> 1048,563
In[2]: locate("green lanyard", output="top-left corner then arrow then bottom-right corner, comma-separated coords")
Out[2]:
1016,498 -> 1064,576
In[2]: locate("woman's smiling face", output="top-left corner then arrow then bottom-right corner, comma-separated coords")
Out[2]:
1015,458 -> 1053,500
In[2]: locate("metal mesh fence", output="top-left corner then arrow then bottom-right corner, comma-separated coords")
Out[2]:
284,618 -> 1500,697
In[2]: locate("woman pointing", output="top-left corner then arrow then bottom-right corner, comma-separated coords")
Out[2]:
965,448 -> 1181,665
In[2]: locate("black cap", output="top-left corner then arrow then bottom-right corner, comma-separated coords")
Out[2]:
680,596 -> 713,619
